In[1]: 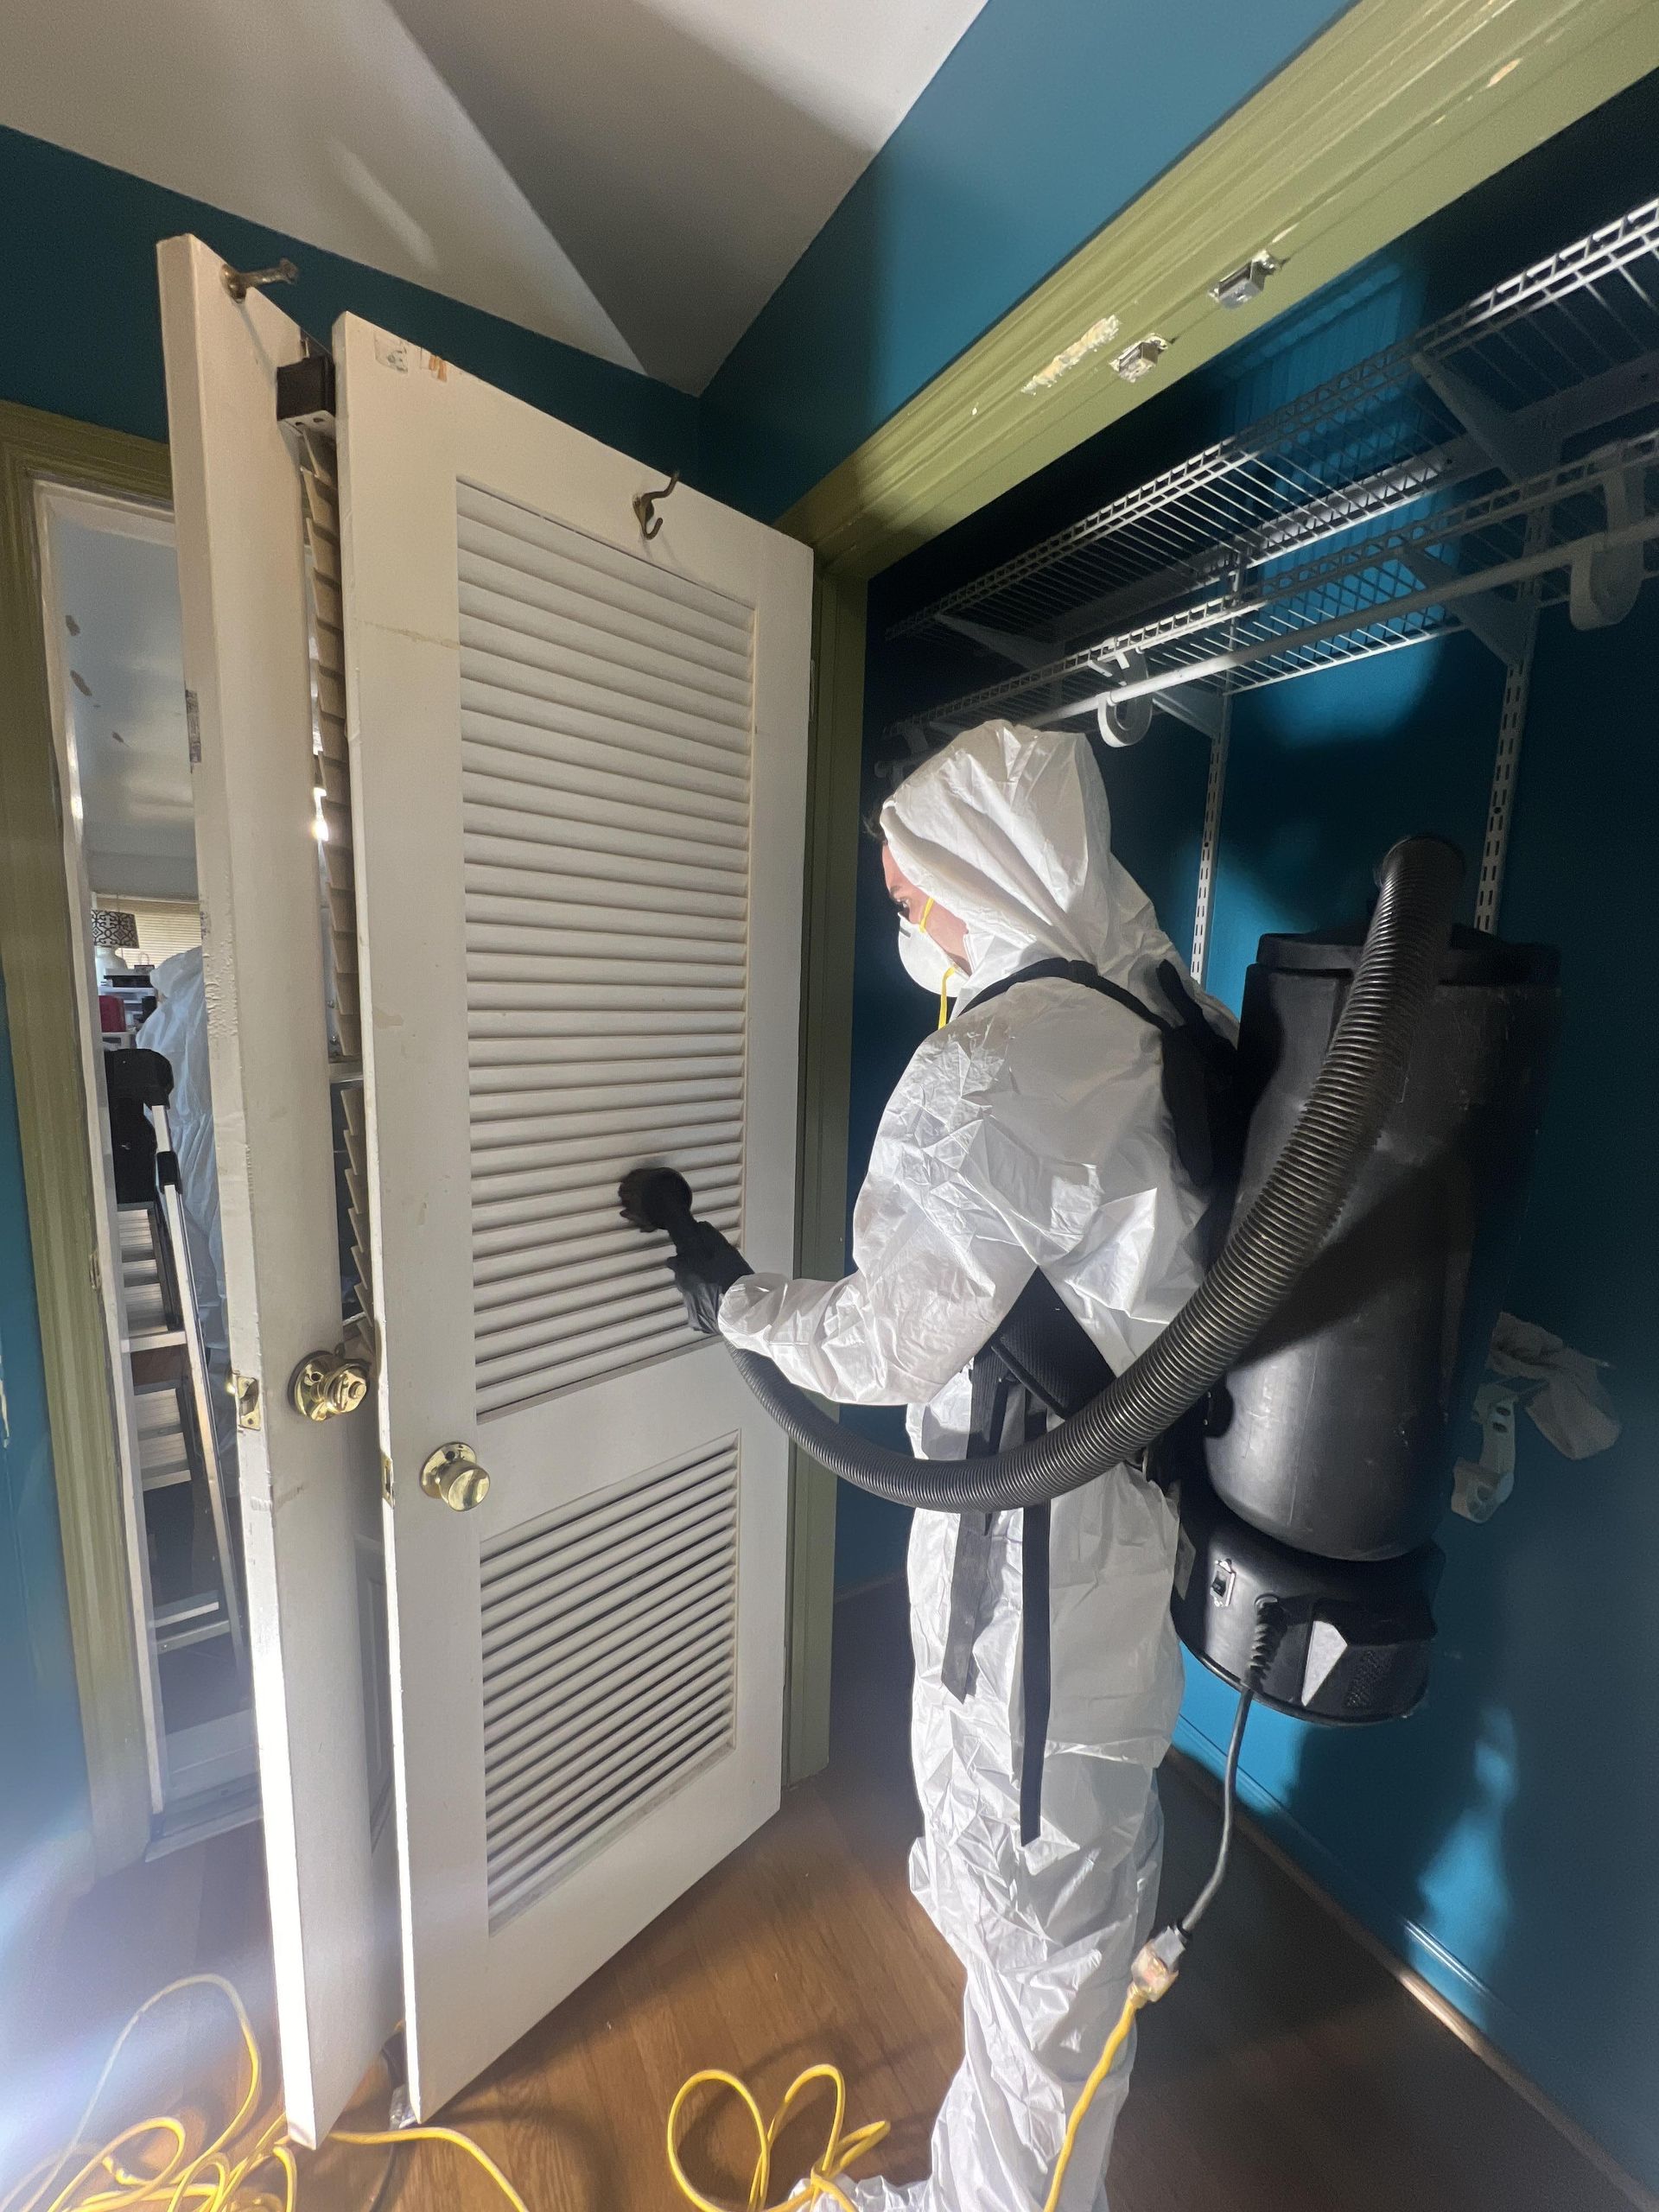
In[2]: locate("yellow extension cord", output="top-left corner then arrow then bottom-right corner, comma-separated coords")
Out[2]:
5,1946 -> 1143,2212
1,1976 -> 527,2212
666,1985 -> 1145,2212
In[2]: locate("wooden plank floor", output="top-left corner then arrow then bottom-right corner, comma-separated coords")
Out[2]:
12,1579 -> 1642,2212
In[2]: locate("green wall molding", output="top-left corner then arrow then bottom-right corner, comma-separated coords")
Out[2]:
784,571 -> 868,1781
785,0 -> 1659,579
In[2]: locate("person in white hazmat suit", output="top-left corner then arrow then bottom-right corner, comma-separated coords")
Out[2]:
713,720 -> 1218,2211
137,944 -> 238,1480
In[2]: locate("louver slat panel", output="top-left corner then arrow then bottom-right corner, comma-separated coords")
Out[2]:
458,485 -> 753,1415
480,1441 -> 740,1930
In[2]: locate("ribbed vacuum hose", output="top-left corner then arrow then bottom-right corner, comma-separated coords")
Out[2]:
651,836 -> 1461,1515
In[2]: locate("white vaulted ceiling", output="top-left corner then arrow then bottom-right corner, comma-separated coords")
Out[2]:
0,0 -> 986,391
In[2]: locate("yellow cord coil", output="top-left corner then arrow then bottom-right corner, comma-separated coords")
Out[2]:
667,1986 -> 1143,2212
1,1975 -> 528,2212
667,2064 -> 889,2212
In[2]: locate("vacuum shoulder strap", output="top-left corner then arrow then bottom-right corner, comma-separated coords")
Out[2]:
967,956 -> 1242,1197
969,956 -> 1166,1032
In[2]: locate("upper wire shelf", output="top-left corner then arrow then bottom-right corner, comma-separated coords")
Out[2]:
921,427 -> 1659,728
887,195 -> 1659,746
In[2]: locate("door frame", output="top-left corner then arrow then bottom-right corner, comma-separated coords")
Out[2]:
776,0 -> 1659,1775
0,400 -> 170,1875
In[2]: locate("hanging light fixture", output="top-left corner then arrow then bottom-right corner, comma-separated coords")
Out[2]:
92,907 -> 140,950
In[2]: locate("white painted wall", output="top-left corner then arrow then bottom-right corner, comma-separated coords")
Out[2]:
1,0 -> 984,391
0,0 -> 639,370
388,0 -> 988,387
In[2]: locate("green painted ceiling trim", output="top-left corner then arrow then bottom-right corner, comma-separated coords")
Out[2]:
0,399 -> 169,1873
785,0 -> 1659,577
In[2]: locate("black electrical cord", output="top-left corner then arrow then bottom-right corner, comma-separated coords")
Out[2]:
1179,1687 -> 1253,1937
1177,1599 -> 1289,1936
626,833 -> 1464,1517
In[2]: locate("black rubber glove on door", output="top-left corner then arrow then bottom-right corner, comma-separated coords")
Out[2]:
668,1217 -> 753,1336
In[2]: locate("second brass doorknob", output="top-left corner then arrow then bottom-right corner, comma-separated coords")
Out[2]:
421,1441 -> 491,1511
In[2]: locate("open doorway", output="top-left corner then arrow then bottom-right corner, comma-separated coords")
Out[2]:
35,481 -> 257,1845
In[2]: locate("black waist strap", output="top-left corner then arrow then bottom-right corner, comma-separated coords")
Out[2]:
942,1443 -> 1052,1846
942,1277 -> 1109,1847
1020,1504 -> 1052,1849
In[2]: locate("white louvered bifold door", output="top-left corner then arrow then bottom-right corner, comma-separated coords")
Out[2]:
334,316 -> 812,2118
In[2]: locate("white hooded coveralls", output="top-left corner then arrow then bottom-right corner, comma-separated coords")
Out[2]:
720,723 -> 1216,2210
138,945 -> 237,1477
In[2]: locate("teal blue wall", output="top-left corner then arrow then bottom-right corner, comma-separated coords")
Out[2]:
699,0 -> 1357,518
864,70 -> 1659,2185
0,124 -> 696,466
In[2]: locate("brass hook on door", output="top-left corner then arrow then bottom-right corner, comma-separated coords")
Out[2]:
223,257 -> 299,302
632,470 -> 680,541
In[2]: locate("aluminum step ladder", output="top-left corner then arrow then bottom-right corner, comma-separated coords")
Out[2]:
111,1074 -> 247,1669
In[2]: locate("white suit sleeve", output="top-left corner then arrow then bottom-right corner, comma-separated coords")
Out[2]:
718,997 -> 1167,1407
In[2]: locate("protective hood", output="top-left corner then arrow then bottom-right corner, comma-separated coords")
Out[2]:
880,720 -> 1187,1007
149,945 -> 203,1002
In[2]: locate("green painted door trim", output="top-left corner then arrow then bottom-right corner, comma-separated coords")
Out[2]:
0,399 -> 170,1874
782,571 -> 868,1783
785,0 -> 1659,579
779,0 -> 1656,1779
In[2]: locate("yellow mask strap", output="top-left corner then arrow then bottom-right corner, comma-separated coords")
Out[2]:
917,898 -> 955,1025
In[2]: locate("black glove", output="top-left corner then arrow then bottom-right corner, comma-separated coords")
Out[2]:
668,1216 -> 753,1336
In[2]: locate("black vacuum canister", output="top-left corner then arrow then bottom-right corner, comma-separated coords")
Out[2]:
1205,922 -> 1560,1563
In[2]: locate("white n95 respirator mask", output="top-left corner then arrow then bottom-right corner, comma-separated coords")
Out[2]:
898,915 -> 962,1001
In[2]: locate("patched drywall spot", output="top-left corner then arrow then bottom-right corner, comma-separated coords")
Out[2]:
1021,314 -> 1120,396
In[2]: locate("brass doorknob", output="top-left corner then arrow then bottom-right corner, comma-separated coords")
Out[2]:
289,1348 -> 372,1421
421,1442 -> 490,1512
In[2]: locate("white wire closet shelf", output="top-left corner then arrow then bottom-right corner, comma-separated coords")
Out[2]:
888,194 -> 1659,745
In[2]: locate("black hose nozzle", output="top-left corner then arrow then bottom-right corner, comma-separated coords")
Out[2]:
618,1166 -> 696,1238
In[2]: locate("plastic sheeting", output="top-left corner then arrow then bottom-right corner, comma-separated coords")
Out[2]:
723,723 -> 1209,2208
1489,1311 -> 1621,1459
